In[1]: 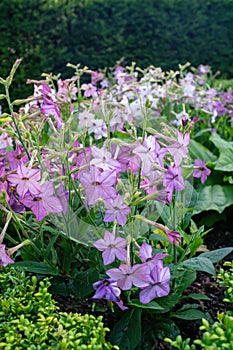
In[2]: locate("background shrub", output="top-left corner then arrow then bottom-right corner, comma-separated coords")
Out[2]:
0,0 -> 233,101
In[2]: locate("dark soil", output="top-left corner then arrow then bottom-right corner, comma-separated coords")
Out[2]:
54,216 -> 233,350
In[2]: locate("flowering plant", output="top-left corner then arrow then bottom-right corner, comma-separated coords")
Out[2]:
0,60 -> 232,348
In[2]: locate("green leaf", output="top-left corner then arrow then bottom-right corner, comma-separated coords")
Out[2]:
128,299 -> 164,310
215,148 -> 233,172
172,308 -> 206,320
73,268 -> 99,298
189,237 -> 203,257
193,185 -> 233,214
189,139 -> 217,163
210,133 -> 233,151
181,257 -> 215,275
172,269 -> 197,295
183,293 -> 210,301
13,261 -> 59,275
109,309 -> 142,350
199,247 -> 233,263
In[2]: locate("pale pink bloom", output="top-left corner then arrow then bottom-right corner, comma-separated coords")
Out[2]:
79,166 -> 117,205
104,194 -> 130,226
0,244 -> 14,266
20,181 -> 63,221
139,265 -> 170,304
193,159 -> 211,184
94,230 -> 127,265
107,264 -> 150,290
7,164 -> 41,197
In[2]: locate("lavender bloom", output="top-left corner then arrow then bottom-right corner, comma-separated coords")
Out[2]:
139,265 -> 171,304
139,242 -> 167,268
20,181 -> 63,221
7,164 -> 41,198
93,279 -> 128,311
167,230 -> 181,246
0,244 -> 14,266
94,230 -> 127,265
106,264 -> 150,290
163,165 -> 185,202
193,159 -> 211,184
81,83 -> 98,98
167,132 -> 190,166
79,166 -> 117,205
104,194 -> 131,226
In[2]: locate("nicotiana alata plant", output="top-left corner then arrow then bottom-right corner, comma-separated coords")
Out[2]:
0,59 -> 232,349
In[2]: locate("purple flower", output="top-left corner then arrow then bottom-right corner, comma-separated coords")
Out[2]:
81,83 -> 98,98
79,166 -> 117,205
7,145 -> 28,170
20,181 -> 63,221
0,244 -> 14,266
93,279 -> 128,310
167,132 -> 190,166
193,159 -> 211,184
139,265 -> 171,304
7,164 -> 41,197
163,165 -> 185,202
139,242 -> 167,268
167,230 -> 181,246
94,230 -> 127,265
104,194 -> 131,226
106,264 -> 150,290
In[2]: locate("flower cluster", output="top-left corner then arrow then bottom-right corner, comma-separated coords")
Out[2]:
93,231 -> 171,308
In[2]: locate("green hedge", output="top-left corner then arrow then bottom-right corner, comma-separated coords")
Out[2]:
1,0 -> 233,100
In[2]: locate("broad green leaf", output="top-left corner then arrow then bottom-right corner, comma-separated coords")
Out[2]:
189,139 -> 217,163
14,261 -> 59,275
73,268 -> 99,298
210,133 -> 233,151
128,299 -> 164,310
215,148 -> 233,172
193,185 -> 233,214
199,247 -> 233,263
182,293 -> 210,301
109,309 -> 142,350
182,256 -> 215,275
172,308 -> 206,320
172,269 -> 197,295
189,237 -> 203,256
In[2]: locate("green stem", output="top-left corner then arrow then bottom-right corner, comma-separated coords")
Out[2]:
5,84 -> 31,160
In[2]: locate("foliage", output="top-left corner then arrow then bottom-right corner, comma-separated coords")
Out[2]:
1,0 -> 233,101
0,266 -> 117,349
165,261 -> 233,349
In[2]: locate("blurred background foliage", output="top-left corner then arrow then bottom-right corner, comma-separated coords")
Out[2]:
0,0 -> 233,100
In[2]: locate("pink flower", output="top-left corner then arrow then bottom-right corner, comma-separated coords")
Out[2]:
167,230 -> 181,246
139,242 -> 167,268
79,166 -> 117,205
104,194 -> 130,226
7,164 -> 41,197
94,230 -> 127,265
20,181 -> 63,221
81,83 -> 98,98
193,159 -> 211,184
0,244 -> 14,266
93,279 -> 128,310
167,132 -> 190,166
163,165 -> 185,202
139,266 -> 170,304
106,264 -> 150,290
